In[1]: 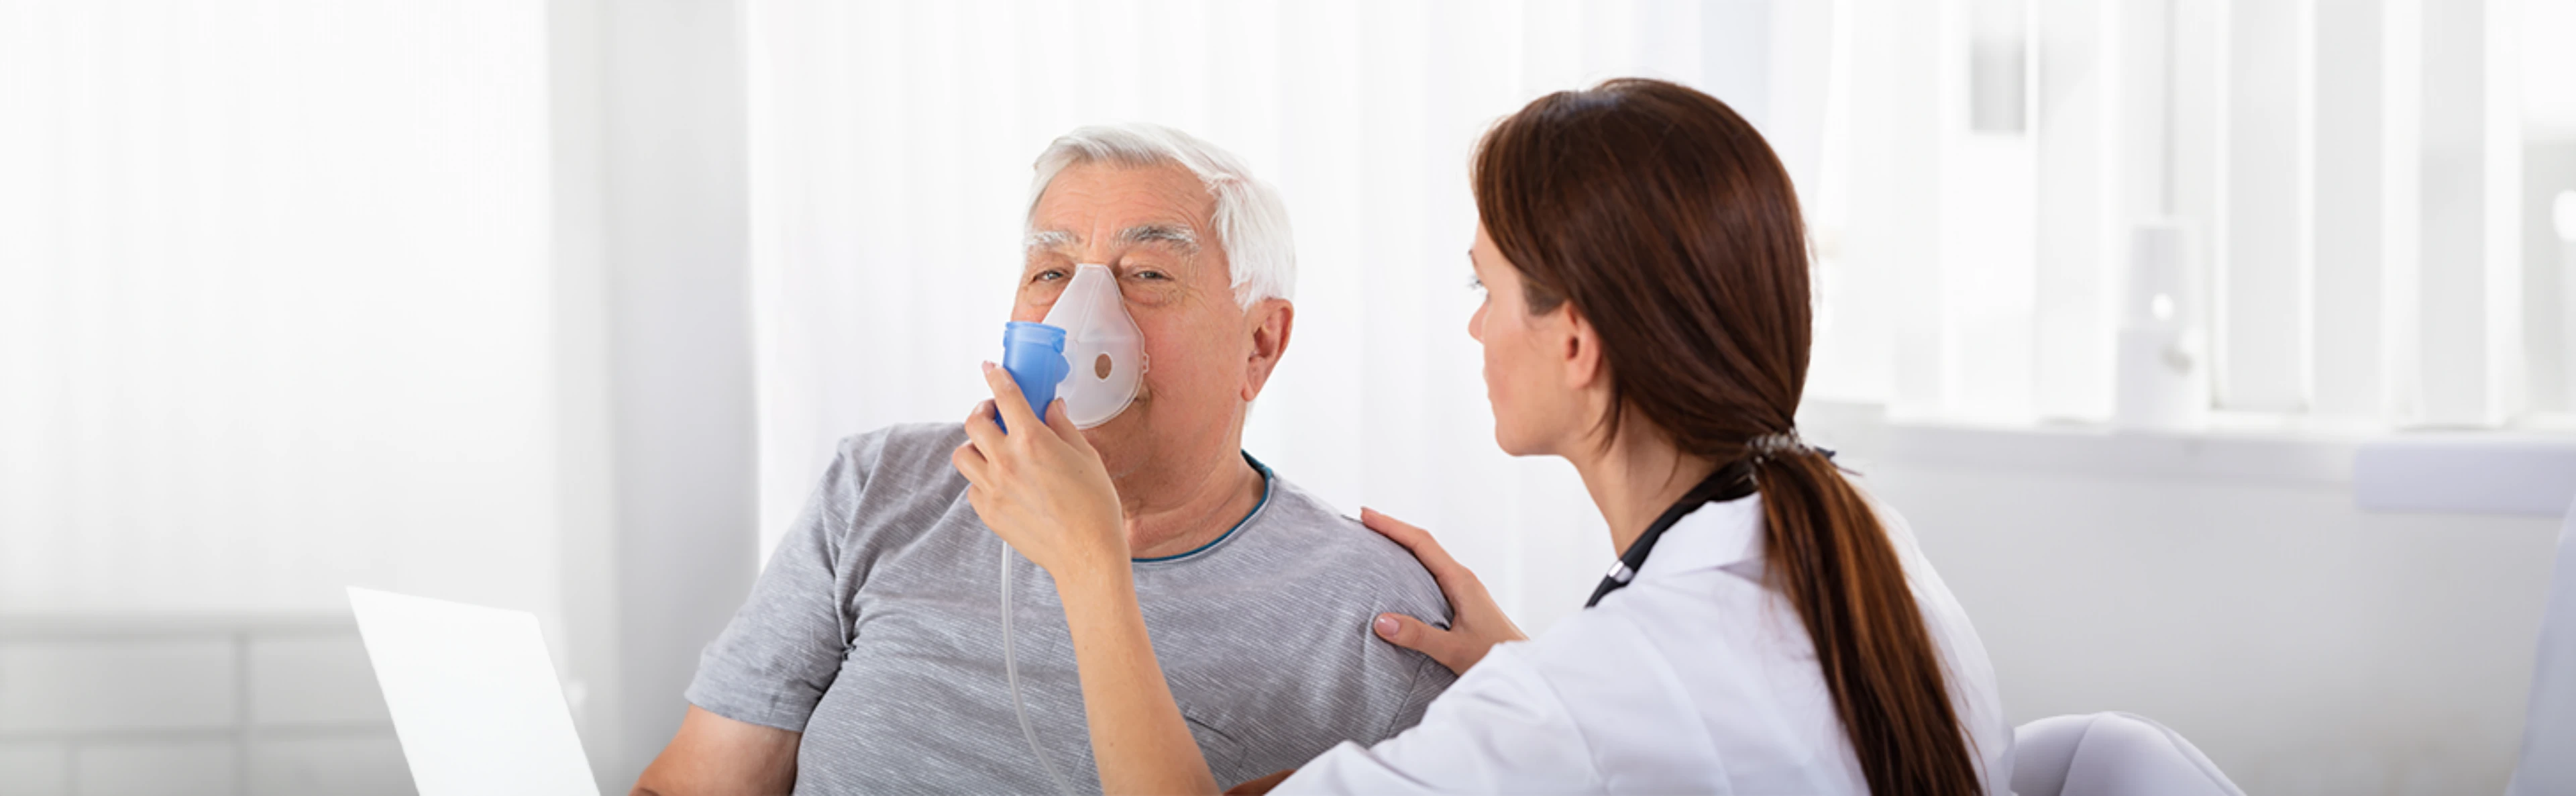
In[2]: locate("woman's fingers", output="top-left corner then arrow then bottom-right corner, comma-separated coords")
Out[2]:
1358,507 -> 1524,675
981,360 -> 1044,434
1042,397 -> 1093,453
1373,613 -> 1482,674
950,440 -> 987,483
1361,507 -> 1466,578
962,399 -> 1006,454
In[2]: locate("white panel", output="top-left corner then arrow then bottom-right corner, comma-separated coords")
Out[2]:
2417,0 -> 2526,426
1765,0 -> 1838,201
0,641 -> 235,734
2168,0 -> 2229,401
74,742 -> 239,796
2310,0 -> 2388,419
1938,0 -> 2037,422
2034,0 -> 2115,421
247,636 -> 393,728
1269,0 -> 1369,517
2355,435 -> 2576,515
601,0 -> 759,783
1860,0 -> 1949,419
1701,0 -> 1773,125
2219,0 -> 2314,411
2379,0 -> 2426,422
0,743 -> 70,796
247,736 -> 415,796
2110,0 -> 2169,220
1805,0 -> 1888,405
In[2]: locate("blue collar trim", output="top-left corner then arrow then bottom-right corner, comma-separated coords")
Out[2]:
1130,452 -> 1273,563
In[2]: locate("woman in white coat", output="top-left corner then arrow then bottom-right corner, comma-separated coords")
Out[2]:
953,77 -> 2014,795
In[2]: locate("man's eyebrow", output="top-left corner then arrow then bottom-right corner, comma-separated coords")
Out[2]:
1116,223 -> 1199,252
1024,230 -> 1075,252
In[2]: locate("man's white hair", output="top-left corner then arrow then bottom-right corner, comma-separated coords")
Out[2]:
1027,123 -> 1295,308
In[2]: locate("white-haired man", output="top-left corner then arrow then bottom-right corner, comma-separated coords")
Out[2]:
632,125 -> 1456,795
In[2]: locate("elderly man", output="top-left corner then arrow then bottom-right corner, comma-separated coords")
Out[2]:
632,124 -> 1455,795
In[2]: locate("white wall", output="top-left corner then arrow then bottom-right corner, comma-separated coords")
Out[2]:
0,618 -> 409,796
1756,414 -> 2559,795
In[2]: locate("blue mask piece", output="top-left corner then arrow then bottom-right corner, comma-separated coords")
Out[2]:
998,321 -> 1069,432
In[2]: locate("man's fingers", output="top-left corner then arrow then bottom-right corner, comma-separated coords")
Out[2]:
1372,612 -> 1469,673
981,361 -> 1043,434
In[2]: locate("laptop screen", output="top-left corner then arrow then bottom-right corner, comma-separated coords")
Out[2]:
349,587 -> 601,796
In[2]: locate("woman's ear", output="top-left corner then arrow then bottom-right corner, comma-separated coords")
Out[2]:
1559,305 -> 1604,391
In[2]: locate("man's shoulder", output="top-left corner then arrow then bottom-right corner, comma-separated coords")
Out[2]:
837,421 -> 967,464
809,423 -> 971,530
833,422 -> 969,484
1244,475 -> 1452,623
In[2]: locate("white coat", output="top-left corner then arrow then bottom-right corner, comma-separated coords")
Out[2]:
1277,493 -> 2016,795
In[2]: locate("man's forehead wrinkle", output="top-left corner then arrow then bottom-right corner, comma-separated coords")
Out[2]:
1030,170 -> 1217,240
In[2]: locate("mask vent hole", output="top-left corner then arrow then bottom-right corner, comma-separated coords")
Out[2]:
1094,353 -> 1114,380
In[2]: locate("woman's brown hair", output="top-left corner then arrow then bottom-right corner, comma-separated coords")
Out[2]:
1473,78 -> 1981,796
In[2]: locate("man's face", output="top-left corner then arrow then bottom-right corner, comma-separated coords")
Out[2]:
1018,162 -> 1265,479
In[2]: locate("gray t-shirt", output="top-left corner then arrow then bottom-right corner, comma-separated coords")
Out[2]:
686,424 -> 1457,794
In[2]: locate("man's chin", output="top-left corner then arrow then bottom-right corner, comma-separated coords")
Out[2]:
1081,410 -> 1146,479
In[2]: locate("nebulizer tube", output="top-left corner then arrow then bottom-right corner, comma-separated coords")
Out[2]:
1001,549 -> 1078,796
992,264 -> 1147,796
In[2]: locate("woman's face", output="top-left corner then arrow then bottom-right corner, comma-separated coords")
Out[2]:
1468,223 -> 1588,457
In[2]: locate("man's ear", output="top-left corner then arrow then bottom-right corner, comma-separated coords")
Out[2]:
1240,298 -> 1295,401
1560,306 -> 1604,391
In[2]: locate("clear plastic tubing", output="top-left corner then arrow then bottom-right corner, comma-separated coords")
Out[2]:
1002,547 -> 1079,796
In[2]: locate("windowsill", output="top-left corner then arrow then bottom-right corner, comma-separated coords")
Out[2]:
1796,401 -> 2576,516
0,613 -> 356,640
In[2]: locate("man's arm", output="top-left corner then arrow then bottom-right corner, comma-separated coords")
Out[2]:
643,436 -> 872,795
631,705 -> 802,796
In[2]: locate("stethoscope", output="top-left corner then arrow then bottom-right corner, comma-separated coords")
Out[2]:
1583,457 -> 1762,609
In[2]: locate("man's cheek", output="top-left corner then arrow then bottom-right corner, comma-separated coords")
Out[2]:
1009,295 -> 1048,323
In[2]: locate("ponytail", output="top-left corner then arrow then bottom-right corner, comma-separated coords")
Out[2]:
1754,448 -> 1980,796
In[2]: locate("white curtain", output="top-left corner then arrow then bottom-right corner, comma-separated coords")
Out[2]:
745,0 -> 1828,630
0,0 -> 559,613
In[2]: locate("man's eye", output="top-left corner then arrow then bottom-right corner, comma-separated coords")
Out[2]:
1134,269 -> 1171,281
1032,269 -> 1068,283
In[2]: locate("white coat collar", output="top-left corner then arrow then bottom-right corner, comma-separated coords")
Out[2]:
1631,493 -> 1766,583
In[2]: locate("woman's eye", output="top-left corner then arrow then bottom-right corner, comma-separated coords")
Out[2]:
1032,268 -> 1068,283
1467,276 -> 1487,293
1134,269 -> 1170,281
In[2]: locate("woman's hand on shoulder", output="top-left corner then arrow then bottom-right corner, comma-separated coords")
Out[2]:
1361,507 -> 1526,675
953,362 -> 1128,587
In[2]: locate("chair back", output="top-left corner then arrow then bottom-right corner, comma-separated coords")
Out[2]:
2506,496 -> 2576,795
2008,712 -> 2243,796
